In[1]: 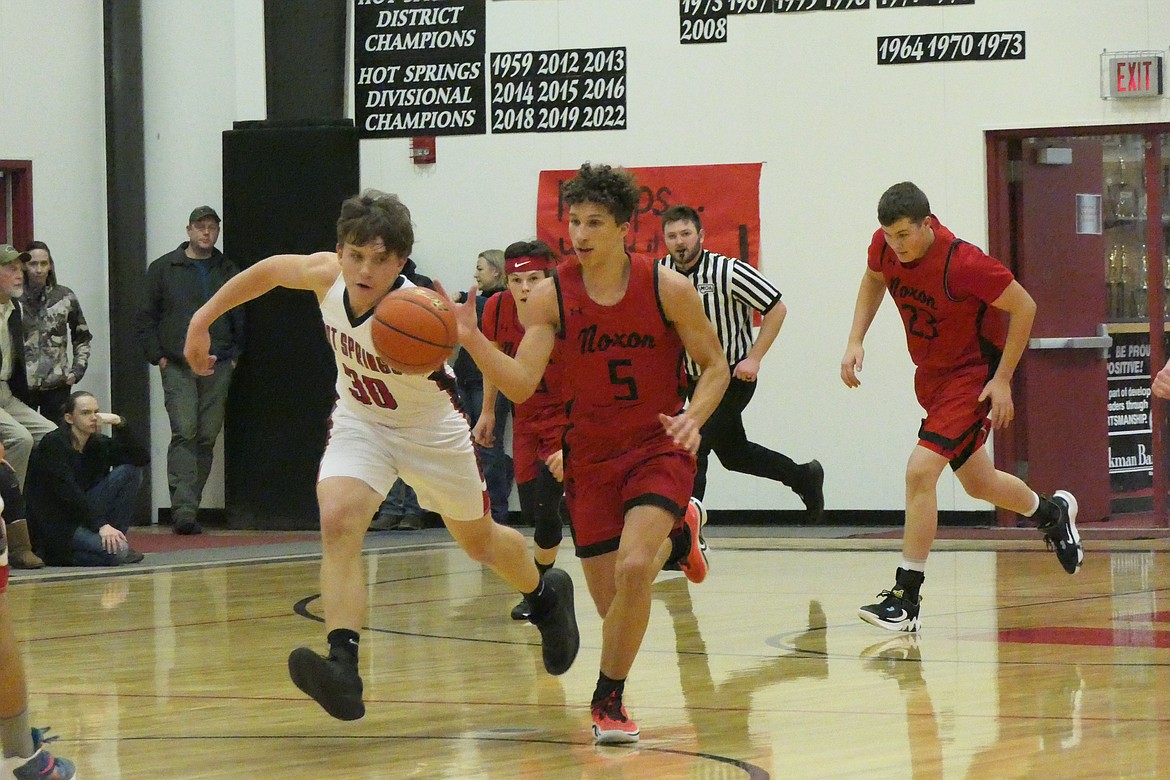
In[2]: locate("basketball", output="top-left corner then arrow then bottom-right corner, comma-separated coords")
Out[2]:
370,286 -> 457,374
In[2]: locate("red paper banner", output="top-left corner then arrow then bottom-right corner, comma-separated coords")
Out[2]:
536,163 -> 763,267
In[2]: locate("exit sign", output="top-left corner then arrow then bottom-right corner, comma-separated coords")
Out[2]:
1102,52 -> 1164,99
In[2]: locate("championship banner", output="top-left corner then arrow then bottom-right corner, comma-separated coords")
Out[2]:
536,163 -> 763,267
354,0 -> 487,138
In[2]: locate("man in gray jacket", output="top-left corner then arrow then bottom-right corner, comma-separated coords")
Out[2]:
136,206 -> 244,534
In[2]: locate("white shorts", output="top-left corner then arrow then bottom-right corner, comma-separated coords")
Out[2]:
318,407 -> 489,522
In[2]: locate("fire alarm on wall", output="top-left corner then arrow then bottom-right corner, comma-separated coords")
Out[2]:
410,136 -> 436,165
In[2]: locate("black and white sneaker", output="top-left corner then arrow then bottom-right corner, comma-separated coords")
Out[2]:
859,586 -> 921,633
288,647 -> 365,720
1043,490 -> 1082,575
510,598 -> 531,621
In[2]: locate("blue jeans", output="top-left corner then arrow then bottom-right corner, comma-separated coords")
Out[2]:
458,380 -> 513,523
71,464 -> 146,566
378,478 -> 422,520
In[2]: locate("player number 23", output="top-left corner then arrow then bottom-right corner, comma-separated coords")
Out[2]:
900,303 -> 939,340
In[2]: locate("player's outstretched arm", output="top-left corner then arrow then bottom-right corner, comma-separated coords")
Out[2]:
185,252 -> 341,375
841,269 -> 886,388
452,280 -> 555,404
473,374 -> 500,447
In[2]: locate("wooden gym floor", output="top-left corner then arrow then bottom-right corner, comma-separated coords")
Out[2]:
7,528 -> 1170,779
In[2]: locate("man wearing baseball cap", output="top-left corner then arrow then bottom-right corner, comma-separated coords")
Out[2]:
0,245 -> 55,570
135,207 -> 244,534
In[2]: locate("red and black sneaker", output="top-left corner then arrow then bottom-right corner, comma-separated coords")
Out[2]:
677,498 -> 708,584
591,691 -> 640,745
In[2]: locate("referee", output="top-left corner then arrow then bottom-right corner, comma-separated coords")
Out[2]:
659,205 -> 824,521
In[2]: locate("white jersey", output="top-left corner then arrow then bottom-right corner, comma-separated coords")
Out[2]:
320,274 -> 461,429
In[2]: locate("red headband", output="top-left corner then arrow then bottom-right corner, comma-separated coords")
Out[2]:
505,255 -> 557,274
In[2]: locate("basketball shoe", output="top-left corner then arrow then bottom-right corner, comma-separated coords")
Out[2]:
690,497 -> 708,552
510,599 -> 531,621
859,570 -> 923,633
1039,490 -> 1082,574
1,727 -> 76,780
796,460 -> 825,523
678,498 -> 708,584
529,568 -> 579,675
287,647 -> 365,720
591,691 -> 640,745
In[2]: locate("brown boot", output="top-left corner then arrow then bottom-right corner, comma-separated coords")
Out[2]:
6,518 -> 45,569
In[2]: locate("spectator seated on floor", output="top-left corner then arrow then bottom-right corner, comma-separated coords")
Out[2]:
25,391 -> 149,566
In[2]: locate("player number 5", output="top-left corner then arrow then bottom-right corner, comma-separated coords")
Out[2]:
608,359 -> 639,401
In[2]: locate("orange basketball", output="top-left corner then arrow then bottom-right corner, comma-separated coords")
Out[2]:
370,286 -> 457,374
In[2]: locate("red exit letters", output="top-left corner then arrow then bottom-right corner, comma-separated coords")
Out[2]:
1107,55 -> 1164,98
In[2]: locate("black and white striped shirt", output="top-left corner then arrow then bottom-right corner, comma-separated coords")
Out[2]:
659,249 -> 782,378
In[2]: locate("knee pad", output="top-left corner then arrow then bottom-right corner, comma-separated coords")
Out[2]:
532,470 -> 564,550
533,516 -> 564,550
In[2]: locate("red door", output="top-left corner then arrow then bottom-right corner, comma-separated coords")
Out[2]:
1010,137 -> 1111,523
0,161 -> 33,249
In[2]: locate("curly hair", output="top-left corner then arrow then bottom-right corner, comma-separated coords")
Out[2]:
561,163 -> 640,224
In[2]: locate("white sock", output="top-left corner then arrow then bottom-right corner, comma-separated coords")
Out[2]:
900,558 -> 926,573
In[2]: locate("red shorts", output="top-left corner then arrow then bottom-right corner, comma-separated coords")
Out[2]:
563,442 -> 695,558
914,363 -> 993,469
513,421 -> 563,484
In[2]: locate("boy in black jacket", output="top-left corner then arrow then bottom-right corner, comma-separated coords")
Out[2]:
26,391 -> 149,566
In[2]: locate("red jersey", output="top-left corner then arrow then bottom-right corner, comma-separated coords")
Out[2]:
555,254 -> 687,463
868,218 -> 1013,370
482,289 -> 568,441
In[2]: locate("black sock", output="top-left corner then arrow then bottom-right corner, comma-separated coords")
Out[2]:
1032,495 -> 1061,529
524,577 -> 555,619
327,628 -> 360,665
895,567 -> 925,603
592,673 -> 625,706
667,527 -> 689,565
536,560 -> 554,576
